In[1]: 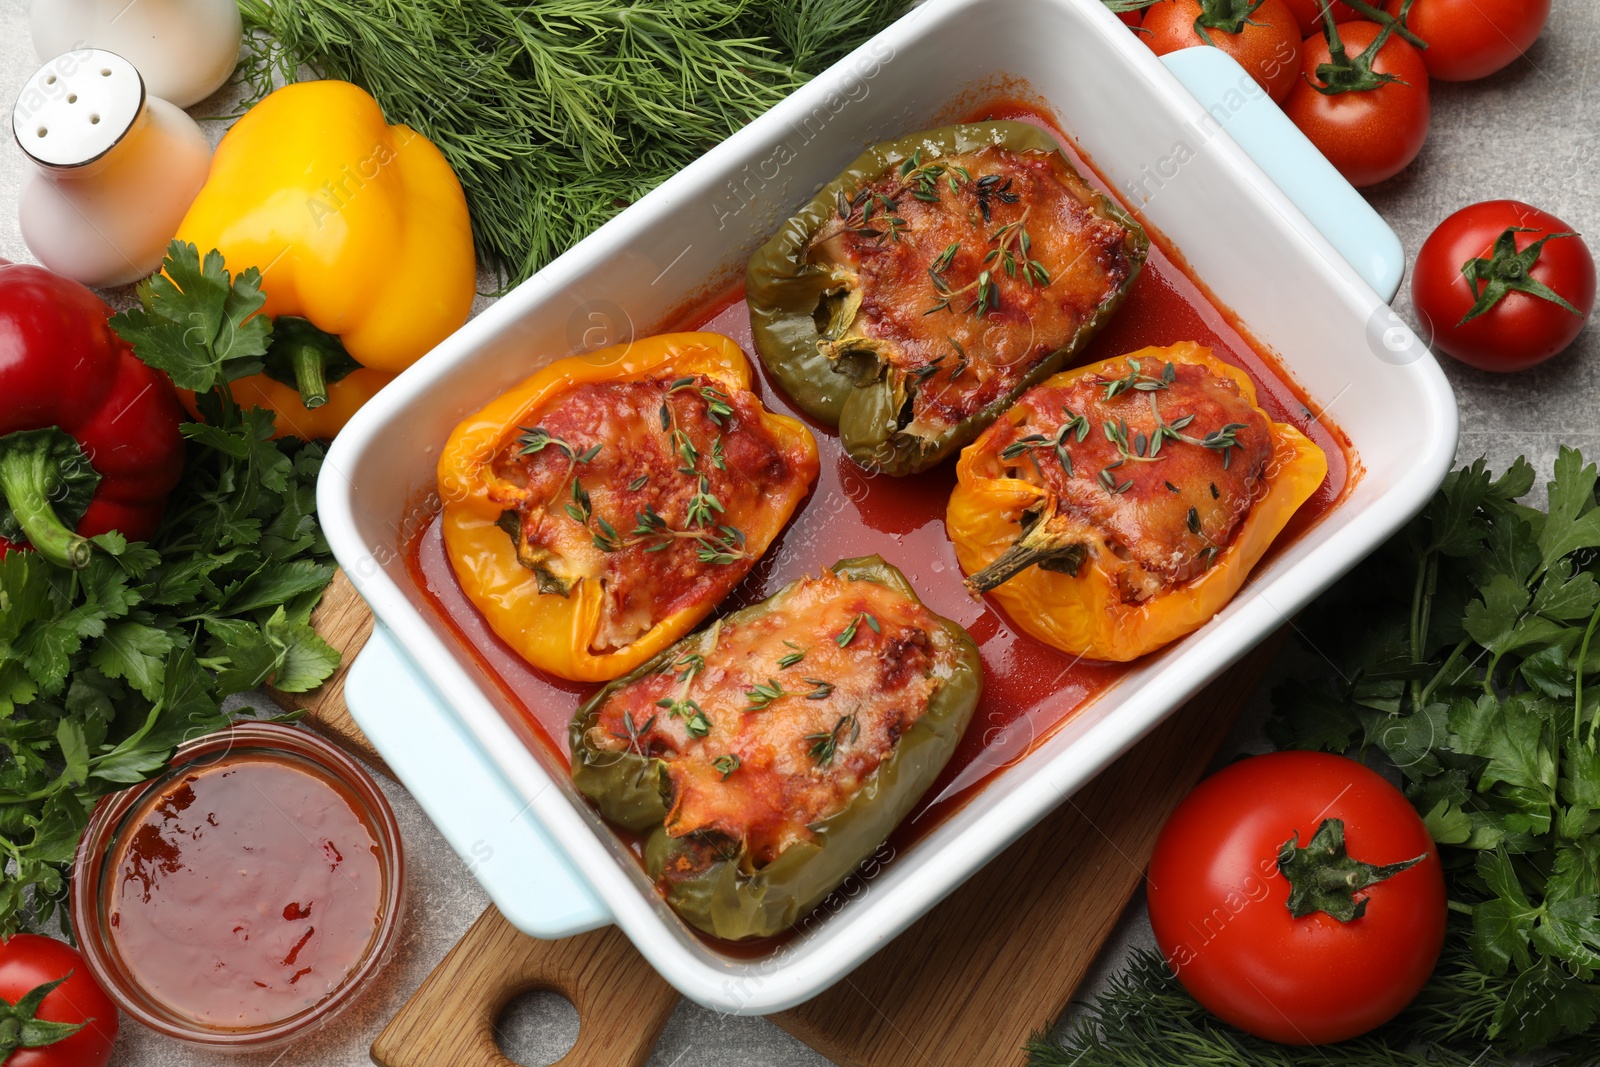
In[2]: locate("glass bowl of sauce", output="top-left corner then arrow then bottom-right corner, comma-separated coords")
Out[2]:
71,722 -> 404,1050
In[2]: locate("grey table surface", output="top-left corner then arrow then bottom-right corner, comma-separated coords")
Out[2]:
2,3 -> 1596,1065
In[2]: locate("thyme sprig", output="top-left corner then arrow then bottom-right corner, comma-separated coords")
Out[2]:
973,173 -> 1021,223
986,208 -> 1050,287
668,376 -> 734,426
835,611 -> 881,647
648,646 -> 713,738
743,678 -> 786,711
836,150 -> 969,240
654,695 -> 712,738
1145,393 -> 1248,469
946,337 -> 969,381
1101,357 -> 1176,401
565,477 -> 593,524
586,385 -> 750,563
926,268 -> 998,319
518,426 -> 602,463
610,710 -> 657,761
1103,417 -> 1167,463
802,678 -> 834,699
712,753 -> 740,780
806,714 -> 859,767
1000,406 -> 1091,479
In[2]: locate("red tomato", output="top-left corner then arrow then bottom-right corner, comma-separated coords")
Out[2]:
0,935 -> 117,1067
1412,200 -> 1595,372
1283,21 -> 1430,187
1147,752 -> 1445,1045
1383,0 -> 1550,81
1118,8 -> 1145,28
1280,0 -> 1361,35
1142,0 -> 1304,102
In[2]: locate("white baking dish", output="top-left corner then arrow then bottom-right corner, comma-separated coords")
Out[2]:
319,0 -> 1457,1015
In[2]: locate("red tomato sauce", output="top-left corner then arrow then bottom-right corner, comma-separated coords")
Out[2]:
403,100 -> 1352,886
106,755 -> 384,1028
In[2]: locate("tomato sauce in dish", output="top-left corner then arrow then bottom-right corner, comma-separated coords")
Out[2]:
106,754 -> 384,1029
404,100 -> 1354,912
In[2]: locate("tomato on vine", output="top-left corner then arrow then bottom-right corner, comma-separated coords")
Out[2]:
1283,10 -> 1430,187
1142,0 -> 1304,102
1147,752 -> 1446,1045
1383,0 -> 1550,81
1412,200 -> 1595,372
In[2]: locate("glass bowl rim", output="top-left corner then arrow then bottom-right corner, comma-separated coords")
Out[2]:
69,720 -> 406,1049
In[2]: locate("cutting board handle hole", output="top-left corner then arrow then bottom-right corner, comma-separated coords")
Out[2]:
494,989 -> 581,1066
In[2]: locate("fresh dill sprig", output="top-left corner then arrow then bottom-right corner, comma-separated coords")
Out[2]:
239,0 -> 910,285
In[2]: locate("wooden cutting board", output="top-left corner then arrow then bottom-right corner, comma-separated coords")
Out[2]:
285,570 -> 1278,1067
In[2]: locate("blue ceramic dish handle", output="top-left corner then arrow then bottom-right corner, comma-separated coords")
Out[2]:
1160,47 -> 1405,301
346,624 -> 611,935
344,48 -> 1405,939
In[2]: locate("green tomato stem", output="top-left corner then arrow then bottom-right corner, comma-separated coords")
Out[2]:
0,973 -> 90,1057
1278,817 -> 1428,922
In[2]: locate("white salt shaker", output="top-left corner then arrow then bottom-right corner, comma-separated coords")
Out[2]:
13,50 -> 212,288
31,0 -> 243,110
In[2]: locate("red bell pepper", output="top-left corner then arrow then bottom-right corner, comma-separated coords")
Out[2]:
0,262 -> 186,569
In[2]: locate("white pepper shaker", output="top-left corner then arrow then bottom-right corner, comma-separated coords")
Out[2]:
13,49 -> 212,288
30,0 -> 243,110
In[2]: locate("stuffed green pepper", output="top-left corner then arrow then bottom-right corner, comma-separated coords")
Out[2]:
747,121 -> 1149,476
570,556 -> 982,940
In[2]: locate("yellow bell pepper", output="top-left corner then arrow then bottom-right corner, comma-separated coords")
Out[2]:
438,333 -> 820,683
946,343 -> 1326,662
174,80 -> 475,438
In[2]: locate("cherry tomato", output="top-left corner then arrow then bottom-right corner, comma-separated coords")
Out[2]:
1143,0 -> 1304,102
0,935 -> 118,1067
1412,200 -> 1595,372
1383,0 -> 1550,81
1280,0 -> 1361,36
1118,7 -> 1145,28
1283,20 -> 1430,187
1147,752 -> 1445,1045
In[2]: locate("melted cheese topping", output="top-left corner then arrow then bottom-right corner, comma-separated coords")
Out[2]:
485,375 -> 810,652
809,144 -> 1138,436
977,357 -> 1272,601
588,571 -> 953,869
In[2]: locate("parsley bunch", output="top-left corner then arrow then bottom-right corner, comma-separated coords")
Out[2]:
1030,451 -> 1600,1064
0,243 -> 339,934
1269,449 -> 1600,1050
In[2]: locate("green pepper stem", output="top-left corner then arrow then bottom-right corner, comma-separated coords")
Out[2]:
0,446 -> 92,570
965,518 -> 1085,595
286,339 -> 331,409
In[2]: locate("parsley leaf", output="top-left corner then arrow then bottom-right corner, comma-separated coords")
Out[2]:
109,242 -> 273,393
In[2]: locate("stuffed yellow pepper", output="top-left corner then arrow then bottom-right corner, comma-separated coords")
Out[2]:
947,342 -> 1326,661
176,80 -> 475,439
438,333 -> 819,682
